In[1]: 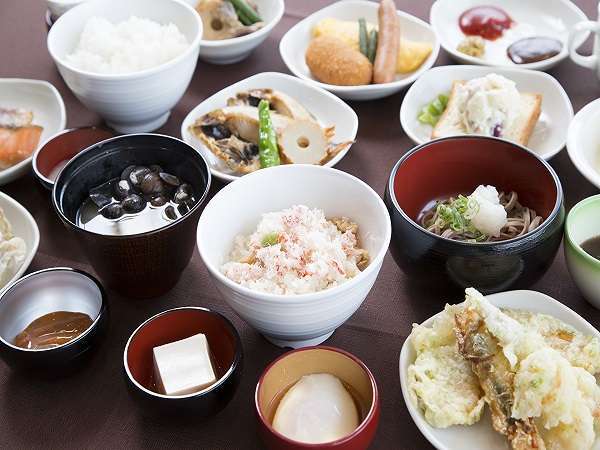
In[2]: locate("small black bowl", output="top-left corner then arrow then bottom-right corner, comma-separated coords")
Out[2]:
123,307 -> 242,417
0,267 -> 108,372
52,133 -> 211,299
384,136 -> 565,294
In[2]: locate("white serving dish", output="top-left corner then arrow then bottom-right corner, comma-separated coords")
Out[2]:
47,0 -> 87,20
399,289 -> 600,450
567,98 -> 600,190
430,0 -> 588,71
0,192 -> 40,293
197,164 -> 391,348
181,0 -> 284,64
181,71 -> 359,183
0,79 -> 66,186
279,0 -> 439,101
399,65 -> 573,160
47,0 -> 203,133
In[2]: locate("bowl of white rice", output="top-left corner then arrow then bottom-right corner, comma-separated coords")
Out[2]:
197,165 -> 391,349
47,0 -> 203,133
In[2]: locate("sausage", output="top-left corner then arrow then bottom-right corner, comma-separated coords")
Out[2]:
373,0 -> 400,84
306,36 -> 373,86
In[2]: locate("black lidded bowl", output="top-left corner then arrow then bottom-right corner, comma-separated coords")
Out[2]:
52,134 -> 211,299
384,136 -> 564,294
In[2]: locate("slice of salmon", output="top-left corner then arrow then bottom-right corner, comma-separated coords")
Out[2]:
0,125 -> 43,169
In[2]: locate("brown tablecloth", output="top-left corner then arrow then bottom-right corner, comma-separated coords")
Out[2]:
1,1 -> 600,448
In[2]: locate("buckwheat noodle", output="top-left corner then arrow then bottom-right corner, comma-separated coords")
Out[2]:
420,191 -> 544,242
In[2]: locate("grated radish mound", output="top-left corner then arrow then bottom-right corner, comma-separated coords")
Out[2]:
221,205 -> 367,295
66,16 -> 189,74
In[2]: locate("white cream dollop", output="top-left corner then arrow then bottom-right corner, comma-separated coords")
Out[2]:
467,185 -> 507,237
456,74 -> 521,137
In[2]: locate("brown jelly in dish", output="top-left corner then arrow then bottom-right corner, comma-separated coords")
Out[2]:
459,6 -> 513,41
581,236 -> 600,261
14,311 -> 93,350
507,37 -> 563,64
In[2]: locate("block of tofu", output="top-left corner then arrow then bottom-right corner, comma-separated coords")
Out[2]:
152,333 -> 217,396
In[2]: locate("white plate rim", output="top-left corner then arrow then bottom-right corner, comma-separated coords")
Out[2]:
0,78 -> 67,184
398,289 -> 600,450
0,191 -> 40,294
429,0 -> 589,70
567,97 -> 600,190
180,71 -> 359,182
398,64 -> 574,160
278,0 -> 440,95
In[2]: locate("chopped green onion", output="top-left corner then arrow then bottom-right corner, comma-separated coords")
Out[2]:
417,93 -> 450,126
261,232 -> 279,247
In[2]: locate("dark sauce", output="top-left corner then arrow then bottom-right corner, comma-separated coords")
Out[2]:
581,236 -> 600,261
507,37 -> 563,64
459,6 -> 513,41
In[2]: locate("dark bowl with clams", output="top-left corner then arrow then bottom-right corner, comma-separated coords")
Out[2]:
52,134 -> 211,299
384,136 -> 564,295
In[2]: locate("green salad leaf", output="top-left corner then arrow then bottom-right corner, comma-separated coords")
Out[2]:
261,232 -> 280,247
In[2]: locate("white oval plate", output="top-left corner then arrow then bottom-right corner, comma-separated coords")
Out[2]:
0,79 -> 66,185
399,289 -> 600,450
0,192 -> 40,292
399,65 -> 573,160
181,72 -> 358,183
430,0 -> 588,71
567,98 -> 600,190
279,0 -> 439,101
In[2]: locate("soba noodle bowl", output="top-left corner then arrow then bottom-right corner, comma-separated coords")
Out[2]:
419,188 -> 544,242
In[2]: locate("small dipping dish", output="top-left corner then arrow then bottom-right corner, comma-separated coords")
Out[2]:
33,127 -> 114,190
52,133 -> 211,299
0,267 -> 108,372
255,346 -> 379,450
124,307 -> 242,417
565,194 -> 600,309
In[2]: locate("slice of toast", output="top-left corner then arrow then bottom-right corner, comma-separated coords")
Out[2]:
431,80 -> 542,146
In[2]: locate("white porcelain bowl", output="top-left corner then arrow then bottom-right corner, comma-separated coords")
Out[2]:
0,192 -> 40,293
0,79 -> 66,186
47,0 -> 203,133
181,0 -> 284,64
47,0 -> 87,20
399,289 -> 600,450
181,71 -> 359,183
430,0 -> 588,71
197,165 -> 391,348
399,65 -> 573,160
279,0 -> 439,101
567,98 -> 600,190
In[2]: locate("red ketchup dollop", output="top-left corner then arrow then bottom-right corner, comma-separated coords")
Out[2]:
459,6 -> 513,41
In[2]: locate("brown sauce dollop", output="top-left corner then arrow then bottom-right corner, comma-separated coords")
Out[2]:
507,37 -> 563,64
14,311 -> 93,350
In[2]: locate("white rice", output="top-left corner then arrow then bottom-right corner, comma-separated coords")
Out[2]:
66,16 -> 189,74
221,205 -> 365,295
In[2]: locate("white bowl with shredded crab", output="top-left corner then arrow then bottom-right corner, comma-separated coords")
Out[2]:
197,164 -> 391,348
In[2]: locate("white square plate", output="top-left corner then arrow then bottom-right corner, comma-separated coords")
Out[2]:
399,65 -> 573,160
0,79 -> 66,185
399,289 -> 600,450
279,0 -> 439,101
430,0 -> 588,71
180,72 -> 358,182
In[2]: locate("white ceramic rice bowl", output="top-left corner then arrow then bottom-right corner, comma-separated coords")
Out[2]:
197,165 -> 391,348
47,0 -> 203,133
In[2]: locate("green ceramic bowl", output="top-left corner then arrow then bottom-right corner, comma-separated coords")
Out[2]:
565,194 -> 600,309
